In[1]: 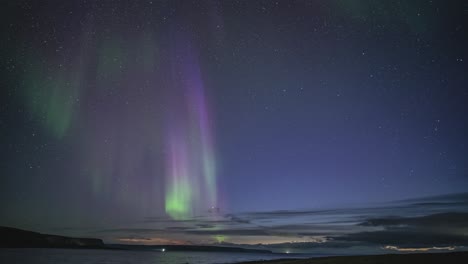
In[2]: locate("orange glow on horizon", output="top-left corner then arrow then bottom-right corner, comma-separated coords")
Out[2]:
383,245 -> 456,252
117,237 -> 190,245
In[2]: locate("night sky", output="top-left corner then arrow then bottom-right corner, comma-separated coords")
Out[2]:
1,0 -> 467,253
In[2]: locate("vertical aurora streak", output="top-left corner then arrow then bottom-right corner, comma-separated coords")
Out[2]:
165,132 -> 192,220
186,49 -> 218,209
164,34 -> 218,220
21,61 -> 80,139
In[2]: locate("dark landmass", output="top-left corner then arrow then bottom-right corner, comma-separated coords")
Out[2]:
237,251 -> 468,264
5,225 -> 466,263
0,226 -> 270,253
0,226 -> 104,249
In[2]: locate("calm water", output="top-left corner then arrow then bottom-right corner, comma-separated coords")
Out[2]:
0,248 -> 307,264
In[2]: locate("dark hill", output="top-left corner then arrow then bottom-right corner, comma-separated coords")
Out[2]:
0,226 -> 271,253
0,226 -> 104,248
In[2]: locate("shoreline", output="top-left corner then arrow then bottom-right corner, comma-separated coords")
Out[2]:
235,251 -> 468,264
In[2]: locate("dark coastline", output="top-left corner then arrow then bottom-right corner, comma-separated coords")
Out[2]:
0,226 -> 104,249
0,226 -> 270,253
236,251 -> 468,264
3,226 -> 467,263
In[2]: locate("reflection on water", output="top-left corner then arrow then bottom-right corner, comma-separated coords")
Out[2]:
0,248 -> 305,264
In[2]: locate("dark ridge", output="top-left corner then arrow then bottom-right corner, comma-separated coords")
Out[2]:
0,226 -> 272,253
0,226 -> 104,249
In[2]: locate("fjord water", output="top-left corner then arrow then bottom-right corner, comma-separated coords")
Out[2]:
0,248 -> 304,264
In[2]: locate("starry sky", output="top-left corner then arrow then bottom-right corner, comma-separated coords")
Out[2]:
1,0 -> 467,253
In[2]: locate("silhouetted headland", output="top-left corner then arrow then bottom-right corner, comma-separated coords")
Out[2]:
0,226 -> 104,249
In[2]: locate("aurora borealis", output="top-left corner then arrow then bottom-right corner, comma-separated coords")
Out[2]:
1,0 -> 468,254
164,32 -> 218,219
3,2 -> 222,223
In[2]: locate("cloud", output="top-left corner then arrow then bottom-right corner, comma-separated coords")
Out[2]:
334,229 -> 468,247
225,214 -> 251,224
359,212 -> 468,229
333,211 -> 468,247
91,192 -> 468,251
398,192 -> 468,204
95,228 -> 165,234
186,228 -> 270,236
117,236 -> 189,245
195,223 -> 215,228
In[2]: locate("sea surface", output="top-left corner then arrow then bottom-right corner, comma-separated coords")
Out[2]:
0,248 -> 309,264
